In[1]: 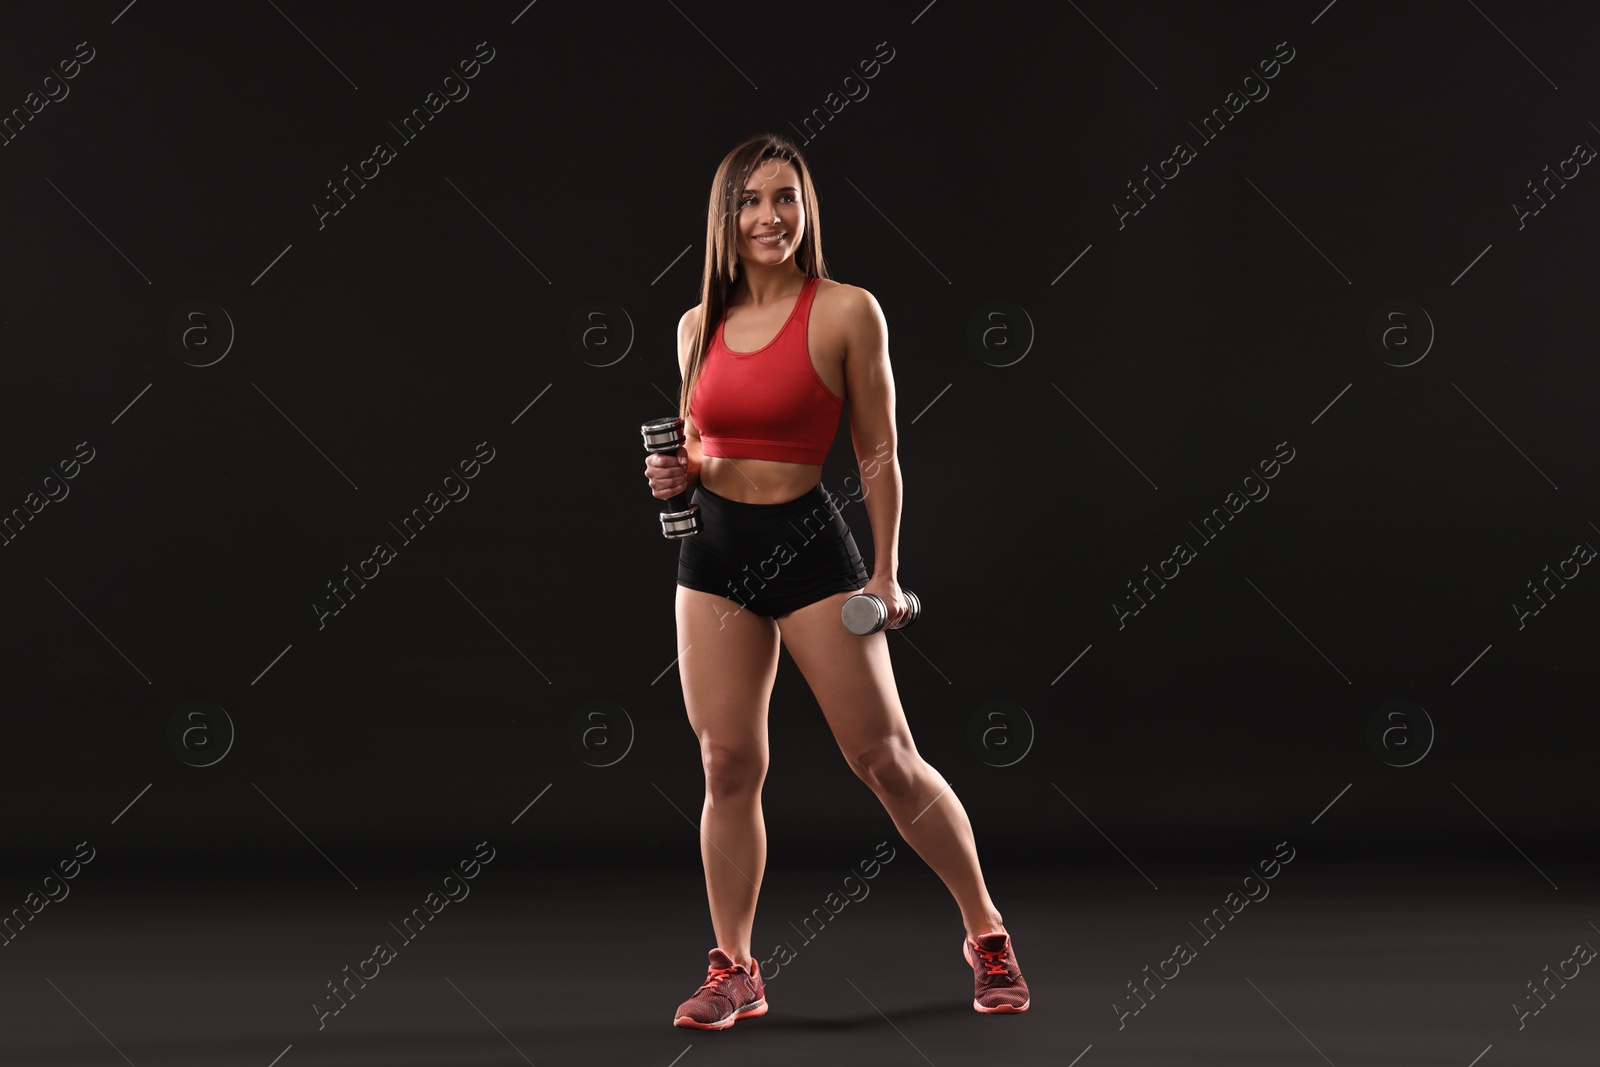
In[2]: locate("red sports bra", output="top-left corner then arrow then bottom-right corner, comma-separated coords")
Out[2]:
688,275 -> 844,465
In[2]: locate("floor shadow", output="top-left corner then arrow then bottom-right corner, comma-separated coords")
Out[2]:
755,999 -> 980,1030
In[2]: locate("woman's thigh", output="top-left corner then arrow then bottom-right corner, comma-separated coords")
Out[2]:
675,584 -> 782,758
773,591 -> 912,764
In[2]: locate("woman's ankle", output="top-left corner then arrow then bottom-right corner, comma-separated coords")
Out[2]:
964,915 -> 1007,940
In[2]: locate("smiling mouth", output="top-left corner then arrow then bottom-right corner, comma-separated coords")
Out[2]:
753,233 -> 786,243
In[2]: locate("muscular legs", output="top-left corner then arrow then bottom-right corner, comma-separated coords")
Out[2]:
775,591 -> 1006,939
675,586 -> 781,971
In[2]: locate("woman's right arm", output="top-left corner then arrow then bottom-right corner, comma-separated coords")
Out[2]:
647,306 -> 704,499
677,306 -> 704,489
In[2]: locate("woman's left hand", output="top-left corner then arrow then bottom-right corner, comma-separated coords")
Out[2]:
861,574 -> 910,629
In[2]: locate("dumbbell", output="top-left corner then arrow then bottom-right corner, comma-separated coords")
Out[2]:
841,588 -> 921,635
640,416 -> 700,539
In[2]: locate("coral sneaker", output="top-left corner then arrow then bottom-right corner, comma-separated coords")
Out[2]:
672,948 -> 768,1030
962,931 -> 1030,1013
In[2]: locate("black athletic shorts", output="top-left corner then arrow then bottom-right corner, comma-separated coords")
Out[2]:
676,480 -> 870,618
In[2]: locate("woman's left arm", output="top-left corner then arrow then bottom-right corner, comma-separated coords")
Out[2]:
841,287 -> 910,624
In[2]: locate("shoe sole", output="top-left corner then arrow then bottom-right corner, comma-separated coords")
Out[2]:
973,998 -> 1029,1013
673,997 -> 768,1030
963,940 -> 1030,1014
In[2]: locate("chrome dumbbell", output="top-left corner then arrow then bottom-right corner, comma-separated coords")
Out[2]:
640,415 -> 700,539
841,589 -> 921,635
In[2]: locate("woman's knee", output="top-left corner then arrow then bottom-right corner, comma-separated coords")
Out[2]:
847,737 -> 921,798
700,738 -> 768,801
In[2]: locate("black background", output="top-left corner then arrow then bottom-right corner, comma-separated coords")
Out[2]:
3,0 -> 1595,881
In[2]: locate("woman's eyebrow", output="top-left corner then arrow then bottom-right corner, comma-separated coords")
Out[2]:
739,185 -> 798,196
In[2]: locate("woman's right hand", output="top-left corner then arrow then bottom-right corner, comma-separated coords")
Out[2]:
644,446 -> 691,499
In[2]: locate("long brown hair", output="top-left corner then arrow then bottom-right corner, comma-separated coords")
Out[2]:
678,133 -> 830,422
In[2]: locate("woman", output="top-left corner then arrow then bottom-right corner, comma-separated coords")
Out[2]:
643,133 -> 1030,1030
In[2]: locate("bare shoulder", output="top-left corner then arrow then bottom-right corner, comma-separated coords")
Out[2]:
676,303 -> 703,377
814,278 -> 880,318
813,280 -> 886,354
677,302 -> 703,337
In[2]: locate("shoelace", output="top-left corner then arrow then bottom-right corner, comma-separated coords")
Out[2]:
695,964 -> 740,997
975,945 -> 1012,978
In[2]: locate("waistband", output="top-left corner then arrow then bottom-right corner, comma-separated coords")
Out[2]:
693,479 -> 831,514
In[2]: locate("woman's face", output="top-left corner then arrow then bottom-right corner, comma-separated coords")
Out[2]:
734,159 -> 804,266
